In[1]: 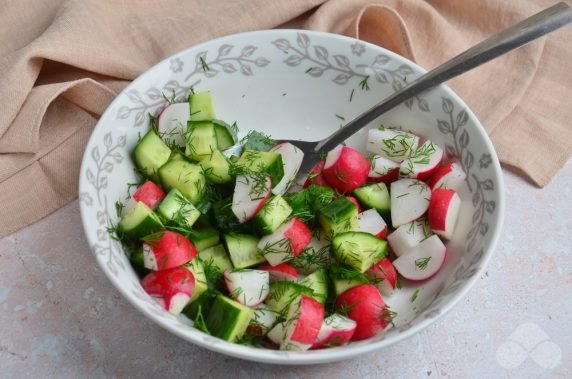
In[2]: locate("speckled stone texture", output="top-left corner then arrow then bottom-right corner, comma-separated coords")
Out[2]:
1,162 -> 570,378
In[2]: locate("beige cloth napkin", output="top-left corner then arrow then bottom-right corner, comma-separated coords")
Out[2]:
1,0 -> 570,238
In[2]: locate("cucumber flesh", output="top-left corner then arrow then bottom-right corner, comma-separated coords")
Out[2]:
158,160 -> 206,205
199,149 -> 232,184
254,195 -> 293,235
133,129 -> 171,180
157,188 -> 201,227
298,269 -> 328,304
331,232 -> 388,273
188,228 -> 220,252
189,92 -> 216,121
182,258 -> 208,303
353,183 -> 391,218
224,233 -> 265,269
318,196 -> 359,238
198,244 -> 233,284
204,295 -> 254,342
185,121 -> 218,161
236,149 -> 284,188
264,281 -> 313,316
212,119 -> 237,150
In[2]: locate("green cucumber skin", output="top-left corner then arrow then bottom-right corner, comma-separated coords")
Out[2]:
298,269 -> 328,304
188,228 -> 220,252
117,202 -> 164,241
212,120 -> 236,150
224,233 -> 265,269
183,289 -> 218,320
318,196 -> 359,238
157,188 -> 201,227
204,295 -> 254,342
353,183 -> 391,218
254,196 -> 293,235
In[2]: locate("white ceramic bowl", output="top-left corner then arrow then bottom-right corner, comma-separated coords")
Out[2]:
79,30 -> 504,364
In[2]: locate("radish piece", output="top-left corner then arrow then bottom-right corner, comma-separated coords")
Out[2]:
387,218 -> 433,257
232,174 -> 272,223
367,155 -> 400,184
399,140 -> 444,180
267,322 -> 286,346
248,304 -> 278,336
429,162 -> 466,190
393,235 -> 446,280
303,160 -> 329,188
357,209 -> 388,239
141,267 -> 195,315
142,231 -> 197,271
224,269 -> 270,307
367,128 -> 419,163
281,295 -> 325,351
258,263 -> 299,282
367,258 -> 397,295
269,142 -> 304,195
390,179 -> 431,227
346,196 -> 362,213
322,145 -> 370,193
158,102 -> 190,146
122,181 -> 166,216
312,314 -> 356,349
428,189 -> 461,240
335,284 -> 390,340
258,218 -> 312,266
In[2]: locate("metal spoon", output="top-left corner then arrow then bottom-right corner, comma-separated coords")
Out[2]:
225,2 -> 572,174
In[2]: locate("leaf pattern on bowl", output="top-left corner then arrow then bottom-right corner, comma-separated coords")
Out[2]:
80,31 -> 502,358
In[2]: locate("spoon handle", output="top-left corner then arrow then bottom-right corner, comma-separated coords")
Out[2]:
315,2 -> 572,152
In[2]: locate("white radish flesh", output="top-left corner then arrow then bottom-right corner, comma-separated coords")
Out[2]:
429,162 -> 466,190
387,218 -> 433,257
232,174 -> 272,223
158,103 -> 190,147
399,140 -> 444,180
312,314 -> 356,349
166,293 -> 192,315
224,269 -> 270,307
269,142 -> 304,195
392,235 -> 446,280
367,128 -> 419,163
267,322 -> 286,345
250,304 -> 278,335
368,154 -> 400,182
390,179 -> 431,227
357,209 -> 388,238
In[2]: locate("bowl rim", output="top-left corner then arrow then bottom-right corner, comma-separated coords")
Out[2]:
79,28 -> 505,364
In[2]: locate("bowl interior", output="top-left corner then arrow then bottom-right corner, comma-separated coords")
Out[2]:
79,30 -> 504,364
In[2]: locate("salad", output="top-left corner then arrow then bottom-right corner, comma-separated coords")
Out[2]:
113,90 -> 466,350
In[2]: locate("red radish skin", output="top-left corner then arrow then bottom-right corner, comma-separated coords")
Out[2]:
429,162 -> 466,190
259,218 -> 312,266
232,174 -> 272,223
428,189 -> 461,240
258,263 -> 298,282
281,295 -> 325,351
283,219 -> 313,255
322,146 -> 370,193
304,160 -> 329,188
132,181 -> 165,210
367,155 -> 401,184
143,231 -> 197,271
346,196 -> 362,213
367,258 -> 397,295
141,267 -> 195,314
399,140 -> 444,181
335,284 -> 389,341
312,314 -> 356,349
